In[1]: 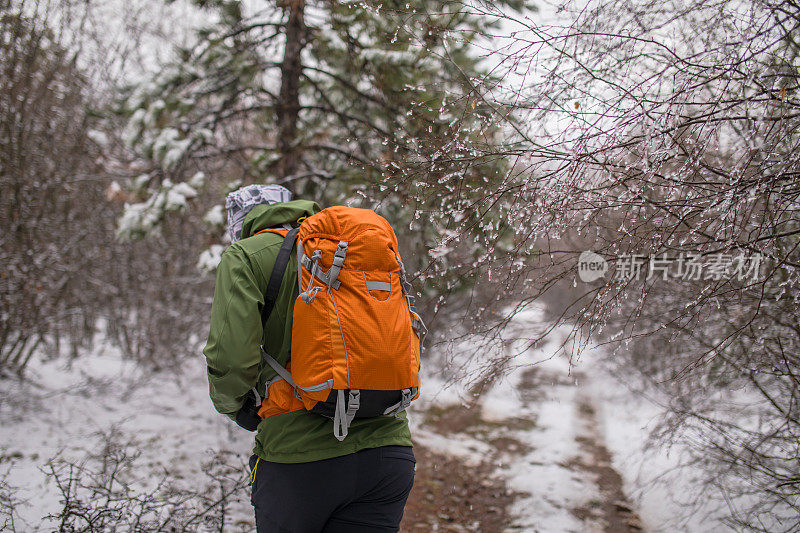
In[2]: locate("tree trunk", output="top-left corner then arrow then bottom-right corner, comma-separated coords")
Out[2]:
276,0 -> 306,182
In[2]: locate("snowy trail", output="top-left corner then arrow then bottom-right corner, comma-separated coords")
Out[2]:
413,307 -> 648,532
485,356 -> 644,532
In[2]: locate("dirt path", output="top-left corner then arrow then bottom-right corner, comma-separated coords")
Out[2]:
403,362 -> 645,532
401,438 -> 518,532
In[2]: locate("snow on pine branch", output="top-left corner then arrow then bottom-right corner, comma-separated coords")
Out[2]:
197,244 -> 226,273
117,179 -> 198,240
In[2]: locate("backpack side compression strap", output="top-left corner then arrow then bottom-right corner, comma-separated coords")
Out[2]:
260,227 -> 299,325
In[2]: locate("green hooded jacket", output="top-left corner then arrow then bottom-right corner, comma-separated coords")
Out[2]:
203,200 -> 412,463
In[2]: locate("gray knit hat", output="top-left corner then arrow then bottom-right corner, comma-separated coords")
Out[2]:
225,184 -> 292,243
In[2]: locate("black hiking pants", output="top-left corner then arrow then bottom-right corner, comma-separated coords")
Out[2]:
249,445 -> 416,532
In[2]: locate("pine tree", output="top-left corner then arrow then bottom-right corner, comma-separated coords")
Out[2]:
119,0 -> 531,330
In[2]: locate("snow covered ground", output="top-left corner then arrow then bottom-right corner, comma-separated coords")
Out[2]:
1,305 -> 729,531
0,340 -> 255,531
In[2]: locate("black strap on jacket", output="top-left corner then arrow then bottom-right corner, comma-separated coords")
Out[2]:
260,227 -> 299,326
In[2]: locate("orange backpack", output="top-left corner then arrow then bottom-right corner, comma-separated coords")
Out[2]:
256,206 -> 425,440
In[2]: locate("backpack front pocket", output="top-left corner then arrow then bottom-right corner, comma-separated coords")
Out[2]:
331,268 -> 415,391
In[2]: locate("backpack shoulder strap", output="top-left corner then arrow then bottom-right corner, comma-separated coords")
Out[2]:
261,226 -> 300,325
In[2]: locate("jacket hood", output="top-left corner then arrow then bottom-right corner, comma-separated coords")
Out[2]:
240,199 -> 321,239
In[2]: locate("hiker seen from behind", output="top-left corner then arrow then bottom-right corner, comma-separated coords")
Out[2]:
203,184 -> 426,532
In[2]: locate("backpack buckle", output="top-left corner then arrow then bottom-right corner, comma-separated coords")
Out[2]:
325,241 -> 348,289
300,251 -> 324,303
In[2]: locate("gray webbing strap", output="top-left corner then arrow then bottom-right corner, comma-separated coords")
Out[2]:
260,349 -> 333,393
263,375 -> 302,401
394,254 -> 427,341
333,389 -> 360,441
365,281 -> 392,292
261,348 -> 297,388
300,255 -> 342,290
302,379 -> 335,391
300,251 -> 324,303
263,376 -> 283,399
395,254 -> 414,296
410,312 -> 427,336
326,241 -> 348,288
396,255 -> 418,311
382,387 -> 416,416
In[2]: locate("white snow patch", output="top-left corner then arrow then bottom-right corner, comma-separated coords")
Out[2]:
411,428 -> 492,468
152,128 -> 192,170
123,108 -> 147,147
416,301 -> 736,532
197,244 -> 226,273
165,181 -> 197,209
133,173 -> 150,190
203,204 -> 225,227
481,314 -> 594,532
188,171 -> 207,189
87,129 -> 109,146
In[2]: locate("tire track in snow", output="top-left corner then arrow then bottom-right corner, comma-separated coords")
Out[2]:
569,372 -> 644,532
